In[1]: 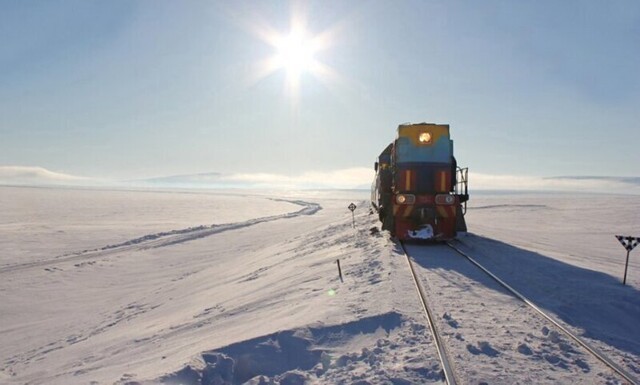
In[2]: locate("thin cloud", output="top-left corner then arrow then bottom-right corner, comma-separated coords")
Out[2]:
0,166 -> 92,186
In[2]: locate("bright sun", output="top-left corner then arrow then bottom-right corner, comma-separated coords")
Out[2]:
245,7 -> 340,99
274,31 -> 318,79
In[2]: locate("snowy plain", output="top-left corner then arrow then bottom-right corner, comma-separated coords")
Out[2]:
0,186 -> 639,385
0,186 -> 301,266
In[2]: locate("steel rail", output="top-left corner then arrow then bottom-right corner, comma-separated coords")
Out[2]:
400,242 -> 458,385
446,241 -> 639,385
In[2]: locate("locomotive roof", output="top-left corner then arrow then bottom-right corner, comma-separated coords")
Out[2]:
397,122 -> 450,134
395,122 -> 453,164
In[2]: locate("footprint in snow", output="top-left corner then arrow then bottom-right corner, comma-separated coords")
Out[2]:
467,341 -> 499,357
442,312 -> 459,328
544,353 -> 569,369
517,343 -> 533,356
574,358 -> 590,372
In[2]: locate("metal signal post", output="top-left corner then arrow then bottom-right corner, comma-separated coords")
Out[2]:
615,235 -> 639,285
348,203 -> 357,228
624,250 -> 631,285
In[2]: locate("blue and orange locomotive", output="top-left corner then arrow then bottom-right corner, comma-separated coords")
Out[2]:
371,123 -> 469,240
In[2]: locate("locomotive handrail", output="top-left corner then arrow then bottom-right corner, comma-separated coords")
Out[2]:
456,167 -> 468,195
456,167 -> 468,215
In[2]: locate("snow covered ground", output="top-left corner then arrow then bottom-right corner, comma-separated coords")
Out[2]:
1,186 -> 638,384
0,186 -> 301,266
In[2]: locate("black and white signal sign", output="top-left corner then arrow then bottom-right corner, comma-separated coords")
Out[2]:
348,203 -> 357,228
615,235 -> 640,252
615,235 -> 639,285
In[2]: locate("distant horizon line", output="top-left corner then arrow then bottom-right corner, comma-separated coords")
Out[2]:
1,165 -> 639,195
2,183 -> 640,198
1,165 -> 638,181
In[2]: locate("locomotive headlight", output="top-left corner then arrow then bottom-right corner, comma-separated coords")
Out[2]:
396,194 -> 416,205
435,194 -> 456,205
419,132 -> 432,144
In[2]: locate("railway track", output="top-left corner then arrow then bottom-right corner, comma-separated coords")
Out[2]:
402,242 -> 459,385
399,240 -> 639,385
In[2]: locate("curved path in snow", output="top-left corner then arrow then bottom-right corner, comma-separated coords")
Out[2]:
0,199 -> 321,274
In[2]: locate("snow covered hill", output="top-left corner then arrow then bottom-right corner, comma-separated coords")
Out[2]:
0,187 -> 638,384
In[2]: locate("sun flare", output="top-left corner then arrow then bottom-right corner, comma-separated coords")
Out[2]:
273,30 -> 318,80
240,5 -> 344,101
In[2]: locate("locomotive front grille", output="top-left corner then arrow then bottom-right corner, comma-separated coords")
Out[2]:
412,206 -> 436,222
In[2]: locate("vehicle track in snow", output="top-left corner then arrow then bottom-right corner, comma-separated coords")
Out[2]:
401,241 -> 639,385
0,199 -> 321,274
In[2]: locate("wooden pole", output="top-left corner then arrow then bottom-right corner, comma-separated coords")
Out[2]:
623,249 -> 631,286
336,259 -> 343,283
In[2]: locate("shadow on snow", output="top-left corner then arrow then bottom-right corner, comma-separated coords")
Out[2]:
404,234 -> 640,358
160,312 -> 403,385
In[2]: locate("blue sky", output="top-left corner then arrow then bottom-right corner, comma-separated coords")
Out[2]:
1,0 -> 639,183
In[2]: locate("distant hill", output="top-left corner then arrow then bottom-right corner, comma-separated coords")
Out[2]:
127,172 -> 282,189
547,176 -> 640,186
127,172 -> 222,185
130,168 -> 375,190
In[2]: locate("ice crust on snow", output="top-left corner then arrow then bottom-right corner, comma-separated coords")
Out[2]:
0,187 -> 639,384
